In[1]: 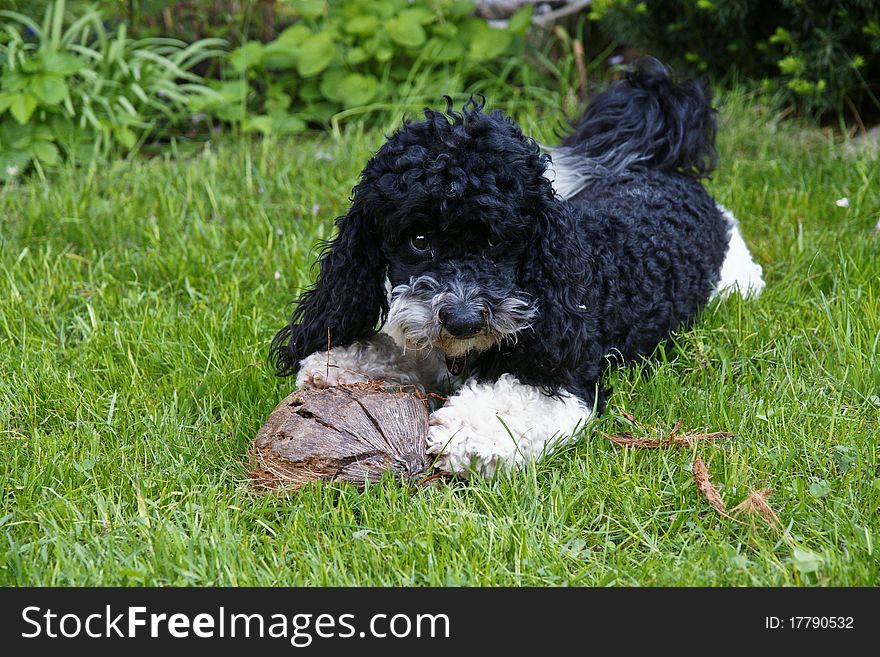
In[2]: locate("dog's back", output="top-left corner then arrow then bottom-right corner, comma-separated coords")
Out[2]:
540,59 -> 730,369
549,58 -> 765,308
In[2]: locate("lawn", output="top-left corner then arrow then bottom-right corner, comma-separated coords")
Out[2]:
1,92 -> 878,586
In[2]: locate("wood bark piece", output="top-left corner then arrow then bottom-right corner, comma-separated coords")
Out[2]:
250,384 -> 431,491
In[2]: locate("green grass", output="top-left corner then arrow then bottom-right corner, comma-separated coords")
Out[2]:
1,92 -> 878,586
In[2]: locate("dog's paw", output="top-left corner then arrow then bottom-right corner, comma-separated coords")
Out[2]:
426,407 -> 521,478
424,374 -> 595,478
295,353 -> 370,390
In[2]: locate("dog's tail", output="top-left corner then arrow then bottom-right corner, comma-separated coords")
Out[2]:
548,57 -> 716,199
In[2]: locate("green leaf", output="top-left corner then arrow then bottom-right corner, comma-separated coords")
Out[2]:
833,445 -> 857,473
263,39 -> 300,70
10,128 -> 32,150
778,56 -> 804,76
276,23 -> 312,44
302,101 -> 337,124
344,15 -> 379,36
49,115 -> 77,143
507,5 -> 534,35
265,85 -> 293,113
112,125 -> 137,149
0,93 -> 14,114
431,23 -> 458,39
291,0 -> 326,20
371,0 -> 398,20
374,45 -> 394,62
346,47 -> 369,65
32,140 -> 59,165
808,480 -> 832,498
39,51 -> 83,75
467,22 -> 512,61
425,37 -> 464,63
19,57 -> 42,75
298,79 -> 324,103
217,80 -> 249,102
229,42 -> 265,73
340,73 -> 378,108
30,74 -> 68,105
214,103 -> 246,123
448,1 -> 477,19
270,113 -> 307,134
399,8 -> 436,25
387,15 -> 427,48
242,115 -> 274,135
32,123 -> 53,142
319,68 -> 349,103
2,70 -> 30,93
296,32 -> 336,77
792,547 -> 824,576
10,94 -> 38,125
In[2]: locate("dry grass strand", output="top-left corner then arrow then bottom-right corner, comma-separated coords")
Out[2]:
731,487 -> 783,532
692,456 -> 727,514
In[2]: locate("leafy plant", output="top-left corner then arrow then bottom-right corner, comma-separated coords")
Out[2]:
194,0 -> 540,134
0,0 -> 225,180
3,0 -> 277,45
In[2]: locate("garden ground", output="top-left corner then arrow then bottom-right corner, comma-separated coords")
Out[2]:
1,92 -> 878,585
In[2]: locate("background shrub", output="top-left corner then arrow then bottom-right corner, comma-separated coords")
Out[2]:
2,0 -> 276,45
190,0 -> 554,135
2,0 -> 584,161
0,0 -> 224,179
590,0 -> 880,119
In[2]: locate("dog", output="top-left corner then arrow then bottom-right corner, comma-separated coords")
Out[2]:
270,58 -> 764,477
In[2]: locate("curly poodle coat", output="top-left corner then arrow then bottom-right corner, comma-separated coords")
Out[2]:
270,59 -> 763,476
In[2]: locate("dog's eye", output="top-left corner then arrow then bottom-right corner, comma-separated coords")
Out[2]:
410,235 -> 430,252
487,234 -> 501,248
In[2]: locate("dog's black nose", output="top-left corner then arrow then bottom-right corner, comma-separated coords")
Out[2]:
439,306 -> 484,338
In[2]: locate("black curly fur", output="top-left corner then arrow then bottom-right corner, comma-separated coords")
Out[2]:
269,198 -> 388,376
271,59 -> 729,413
560,57 -> 717,179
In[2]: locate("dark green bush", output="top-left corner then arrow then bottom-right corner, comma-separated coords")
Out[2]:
590,0 -> 880,118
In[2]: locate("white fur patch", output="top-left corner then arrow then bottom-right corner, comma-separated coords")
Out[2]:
712,204 -> 765,299
544,146 -> 586,199
426,374 -> 594,477
385,275 -> 534,357
296,332 -> 446,391
544,145 -> 645,200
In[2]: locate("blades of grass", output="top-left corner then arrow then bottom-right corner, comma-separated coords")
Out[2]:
131,49 -> 201,82
39,0 -> 52,45
59,8 -> 102,48
66,42 -> 102,62
115,95 -> 140,118
127,81 -> 149,105
49,0 -> 65,50
0,10 -> 42,37
170,38 -> 228,69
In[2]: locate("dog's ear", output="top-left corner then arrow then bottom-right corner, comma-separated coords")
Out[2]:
270,198 -> 388,376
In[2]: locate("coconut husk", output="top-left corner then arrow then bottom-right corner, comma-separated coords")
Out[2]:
250,384 -> 431,491
692,456 -> 727,515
